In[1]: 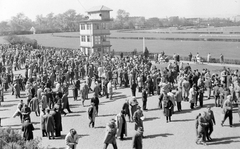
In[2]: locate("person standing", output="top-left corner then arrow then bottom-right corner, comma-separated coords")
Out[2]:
189,84 -> 197,109
122,99 -> 130,122
52,107 -> 62,137
45,109 -> 55,139
40,108 -> 47,137
107,80 -> 113,100
65,129 -> 79,149
29,95 -> 40,116
142,88 -> 148,111
221,95 -> 233,127
130,98 -> 138,121
175,88 -> 182,112
22,119 -> 34,141
220,54 -> 224,64
103,119 -> 118,149
81,81 -> 89,107
91,94 -> 99,114
116,110 -> 127,140
213,84 -> 221,107
163,95 -> 173,123
207,53 -> 211,63
189,52 -> 192,62
88,102 -> 97,128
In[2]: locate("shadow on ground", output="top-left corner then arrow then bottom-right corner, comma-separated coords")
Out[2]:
145,133 -> 173,139
208,136 -> 240,145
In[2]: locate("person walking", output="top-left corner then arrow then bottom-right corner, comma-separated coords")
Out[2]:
116,110 -> 127,140
132,127 -> 143,149
205,106 -> 216,141
45,109 -> 55,139
196,111 -> 208,146
221,95 -> 233,127
62,93 -> 72,114
133,106 -> 144,134
81,81 -> 89,107
103,119 -> 118,149
88,102 -> 97,128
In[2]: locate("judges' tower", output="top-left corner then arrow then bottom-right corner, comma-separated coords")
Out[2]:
79,5 -> 112,55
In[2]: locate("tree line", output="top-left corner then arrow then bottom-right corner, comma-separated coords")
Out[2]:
0,9 -> 240,35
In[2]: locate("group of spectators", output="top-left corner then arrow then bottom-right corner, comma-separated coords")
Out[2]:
0,43 -> 240,148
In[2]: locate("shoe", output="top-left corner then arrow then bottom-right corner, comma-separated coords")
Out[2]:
221,123 -> 223,127
230,125 -> 233,127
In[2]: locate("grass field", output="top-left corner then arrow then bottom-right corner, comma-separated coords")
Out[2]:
0,27 -> 240,59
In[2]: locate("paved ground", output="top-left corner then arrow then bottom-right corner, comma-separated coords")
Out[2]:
1,62 -> 240,149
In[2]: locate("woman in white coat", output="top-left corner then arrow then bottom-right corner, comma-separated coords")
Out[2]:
107,80 -> 113,100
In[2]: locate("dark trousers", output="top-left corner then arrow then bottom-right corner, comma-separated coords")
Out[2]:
177,102 -> 181,111
47,131 -> 55,139
89,120 -> 95,128
215,96 -> 220,107
199,94 -> 203,107
190,103 -> 194,109
196,131 -> 206,143
138,87 -> 142,92
222,110 -> 233,126
42,130 -> 47,137
103,143 -> 118,149
142,99 -> 147,110
132,89 -> 136,97
206,123 -> 213,140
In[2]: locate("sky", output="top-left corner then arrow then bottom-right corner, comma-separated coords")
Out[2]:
0,0 -> 240,22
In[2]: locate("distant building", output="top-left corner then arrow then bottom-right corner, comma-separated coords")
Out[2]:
79,5 -> 112,55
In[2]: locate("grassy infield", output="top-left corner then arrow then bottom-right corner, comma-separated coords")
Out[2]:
0,27 -> 240,73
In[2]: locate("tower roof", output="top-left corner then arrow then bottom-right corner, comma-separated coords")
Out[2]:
86,5 -> 112,13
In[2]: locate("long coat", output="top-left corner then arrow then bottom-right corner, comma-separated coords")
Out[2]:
29,97 -> 39,112
132,131 -> 143,149
62,94 -> 69,109
22,121 -> 34,141
116,113 -> 127,137
45,114 -> 55,132
189,88 -> 196,103
41,94 -> 48,109
133,110 -> 144,131
103,124 -> 117,144
52,111 -> 62,133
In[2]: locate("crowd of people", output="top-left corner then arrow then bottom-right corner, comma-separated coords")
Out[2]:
1,43 -> 240,148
